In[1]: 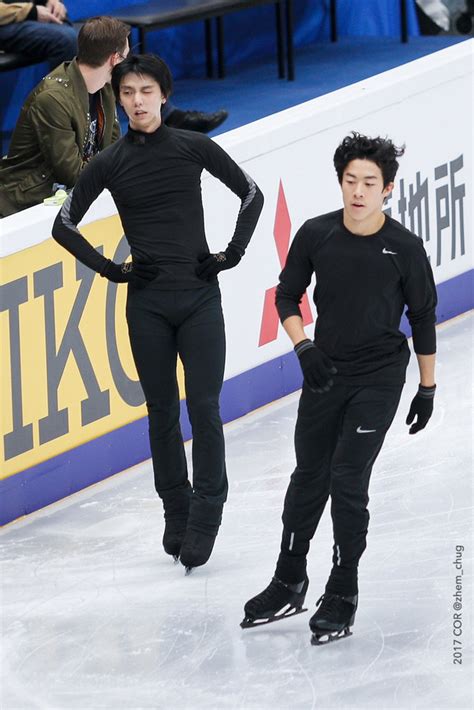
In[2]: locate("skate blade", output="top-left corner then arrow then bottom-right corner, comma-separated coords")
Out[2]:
173,555 -> 179,563
184,566 -> 193,576
240,606 -> 307,629
310,626 -> 353,646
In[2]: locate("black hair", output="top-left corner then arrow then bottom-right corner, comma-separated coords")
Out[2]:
111,54 -> 173,100
333,132 -> 405,187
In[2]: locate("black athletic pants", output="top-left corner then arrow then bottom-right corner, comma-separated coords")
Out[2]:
275,382 -> 403,595
126,283 -> 227,534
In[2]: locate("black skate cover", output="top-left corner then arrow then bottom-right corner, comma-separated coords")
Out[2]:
162,518 -> 187,562
310,593 -> 358,645
241,576 -> 308,628
179,529 -> 216,573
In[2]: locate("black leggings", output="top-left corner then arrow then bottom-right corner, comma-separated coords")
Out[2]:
126,284 -> 227,530
276,382 -> 403,594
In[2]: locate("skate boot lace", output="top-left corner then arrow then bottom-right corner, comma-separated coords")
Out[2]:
249,577 -> 285,607
256,577 -> 286,606
315,593 -> 357,621
248,576 -> 302,613
316,594 -> 340,618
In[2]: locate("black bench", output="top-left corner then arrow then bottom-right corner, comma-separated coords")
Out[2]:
0,52 -> 47,153
95,0 -> 409,82
0,50 -> 45,72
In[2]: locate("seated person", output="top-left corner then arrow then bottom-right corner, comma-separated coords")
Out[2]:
0,15 -> 128,216
0,0 -> 77,68
0,15 -> 228,217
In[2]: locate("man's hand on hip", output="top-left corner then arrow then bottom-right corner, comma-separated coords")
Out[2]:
101,260 -> 160,289
195,245 -> 241,281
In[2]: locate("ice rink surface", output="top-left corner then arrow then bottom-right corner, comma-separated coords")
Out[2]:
1,312 -> 472,710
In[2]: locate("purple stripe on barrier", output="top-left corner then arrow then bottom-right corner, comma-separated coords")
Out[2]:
1,268 -> 472,526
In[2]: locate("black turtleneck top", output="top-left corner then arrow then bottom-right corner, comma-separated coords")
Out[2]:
276,209 -> 437,385
52,124 -> 264,289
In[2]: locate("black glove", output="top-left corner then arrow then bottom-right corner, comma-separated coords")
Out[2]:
100,259 -> 159,289
295,339 -> 337,393
195,245 -> 241,281
406,384 -> 436,434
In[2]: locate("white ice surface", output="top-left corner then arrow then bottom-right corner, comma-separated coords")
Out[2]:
1,312 -> 472,710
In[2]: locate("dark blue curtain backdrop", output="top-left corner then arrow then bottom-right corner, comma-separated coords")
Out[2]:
66,0 -> 419,78
0,1 -> 419,138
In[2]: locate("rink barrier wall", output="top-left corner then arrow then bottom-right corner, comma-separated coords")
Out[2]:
1,40 -> 472,525
0,269 -> 472,526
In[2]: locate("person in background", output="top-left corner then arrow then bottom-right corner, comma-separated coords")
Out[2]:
0,14 -> 229,217
0,15 -> 129,216
0,1 -> 227,132
0,0 -> 77,68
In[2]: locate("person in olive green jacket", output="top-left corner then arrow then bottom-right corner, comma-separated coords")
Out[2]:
0,15 -> 130,217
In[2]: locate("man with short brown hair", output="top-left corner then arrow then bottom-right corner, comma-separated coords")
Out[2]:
0,15 -> 130,216
0,11 -> 228,217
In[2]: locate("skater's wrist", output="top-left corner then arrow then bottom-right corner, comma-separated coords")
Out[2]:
100,259 -> 131,283
294,339 -> 315,358
418,383 -> 436,398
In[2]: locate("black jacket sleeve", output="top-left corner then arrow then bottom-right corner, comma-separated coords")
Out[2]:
275,222 -> 314,323
51,154 -> 111,274
402,238 -> 437,354
198,136 -> 264,256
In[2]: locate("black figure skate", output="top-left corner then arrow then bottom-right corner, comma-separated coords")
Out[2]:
309,593 -> 358,645
240,576 -> 309,628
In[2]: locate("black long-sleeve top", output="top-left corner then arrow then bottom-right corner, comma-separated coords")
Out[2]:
276,209 -> 437,385
52,124 -> 264,289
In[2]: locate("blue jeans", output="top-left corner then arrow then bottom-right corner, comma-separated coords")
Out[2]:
0,21 -> 77,69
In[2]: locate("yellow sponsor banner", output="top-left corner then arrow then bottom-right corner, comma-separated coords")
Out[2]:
0,215 -> 184,480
